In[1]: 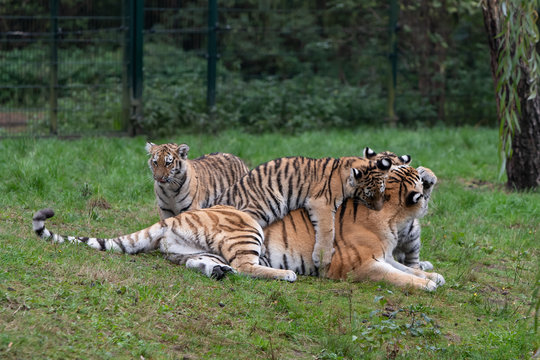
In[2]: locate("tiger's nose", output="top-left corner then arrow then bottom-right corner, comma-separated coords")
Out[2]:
372,197 -> 385,211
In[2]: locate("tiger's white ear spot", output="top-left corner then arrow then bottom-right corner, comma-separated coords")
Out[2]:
377,158 -> 391,170
399,155 -> 411,164
178,144 -> 190,160
145,142 -> 156,154
364,147 -> 376,158
348,168 -> 361,186
406,191 -> 423,206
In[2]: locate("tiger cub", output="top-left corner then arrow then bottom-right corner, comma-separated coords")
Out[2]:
364,147 -> 436,270
145,142 -> 249,220
262,165 -> 445,291
215,156 -> 392,269
32,206 -> 296,282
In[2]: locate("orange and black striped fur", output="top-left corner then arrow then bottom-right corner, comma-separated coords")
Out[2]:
215,156 -> 392,269
262,165 -> 445,291
146,142 -> 249,220
32,206 -> 296,281
364,147 -> 436,270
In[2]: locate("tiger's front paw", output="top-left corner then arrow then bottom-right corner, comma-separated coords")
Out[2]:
312,245 -> 335,269
426,272 -> 445,286
417,166 -> 437,190
418,260 -> 434,271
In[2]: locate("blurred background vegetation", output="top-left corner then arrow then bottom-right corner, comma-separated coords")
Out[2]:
0,0 -> 497,136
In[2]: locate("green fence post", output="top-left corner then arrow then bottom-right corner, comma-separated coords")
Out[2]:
121,0 -> 131,132
207,0 -> 218,112
49,0 -> 58,135
133,0 -> 143,111
387,0 -> 398,127
125,0 -> 143,135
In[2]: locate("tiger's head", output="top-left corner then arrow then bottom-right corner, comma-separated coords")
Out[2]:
145,142 -> 189,184
364,147 -> 438,192
384,165 -> 428,220
346,157 -> 392,211
363,147 -> 411,166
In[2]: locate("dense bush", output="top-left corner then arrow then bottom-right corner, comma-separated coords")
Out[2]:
1,0 -> 498,135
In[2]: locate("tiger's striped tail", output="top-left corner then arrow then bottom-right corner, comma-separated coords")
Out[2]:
32,208 -> 164,254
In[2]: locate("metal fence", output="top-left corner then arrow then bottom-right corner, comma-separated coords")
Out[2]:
0,1 -> 496,137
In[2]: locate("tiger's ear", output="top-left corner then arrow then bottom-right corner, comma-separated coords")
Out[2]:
406,191 -> 423,206
348,168 -> 362,186
398,155 -> 412,165
364,147 -> 377,159
376,158 -> 391,171
145,142 -> 156,154
178,144 -> 190,160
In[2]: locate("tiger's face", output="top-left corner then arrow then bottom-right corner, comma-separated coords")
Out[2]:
145,142 -> 189,184
385,165 -> 427,219
347,158 -> 392,211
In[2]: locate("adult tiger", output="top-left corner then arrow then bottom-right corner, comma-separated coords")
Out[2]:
215,156 -> 392,269
363,147 -> 436,270
32,206 -> 296,282
145,142 -> 249,220
261,165 -> 445,291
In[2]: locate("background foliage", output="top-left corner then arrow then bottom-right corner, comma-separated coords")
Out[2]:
0,0 -> 497,136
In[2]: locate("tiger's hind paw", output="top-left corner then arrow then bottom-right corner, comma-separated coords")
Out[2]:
283,270 -> 297,282
211,265 -> 234,280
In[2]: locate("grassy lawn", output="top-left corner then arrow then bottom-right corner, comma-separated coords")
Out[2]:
0,127 -> 538,359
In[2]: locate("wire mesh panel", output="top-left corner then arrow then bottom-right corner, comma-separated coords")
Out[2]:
0,1 -> 496,136
141,0 -> 210,132
0,1 -> 127,136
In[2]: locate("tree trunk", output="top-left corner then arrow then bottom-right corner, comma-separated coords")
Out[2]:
508,80 -> 540,189
481,0 -> 540,189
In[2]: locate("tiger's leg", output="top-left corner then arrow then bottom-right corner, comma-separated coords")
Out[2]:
395,219 -> 434,271
225,243 -> 297,282
385,256 -> 445,286
166,253 -> 234,280
305,203 -> 336,269
230,256 -> 297,282
415,166 -> 437,271
365,259 -> 438,291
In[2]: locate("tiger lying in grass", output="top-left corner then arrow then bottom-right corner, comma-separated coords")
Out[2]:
261,164 -> 445,291
214,156 -> 392,269
145,142 -> 249,220
32,206 -> 296,282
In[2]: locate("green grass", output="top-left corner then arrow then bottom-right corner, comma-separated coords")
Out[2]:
0,127 -> 538,359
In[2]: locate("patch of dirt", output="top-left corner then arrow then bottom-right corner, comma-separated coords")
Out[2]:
87,197 -> 111,210
459,178 -> 501,191
0,111 -> 44,133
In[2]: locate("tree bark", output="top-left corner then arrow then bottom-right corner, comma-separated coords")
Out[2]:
508,77 -> 540,189
481,0 -> 540,189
